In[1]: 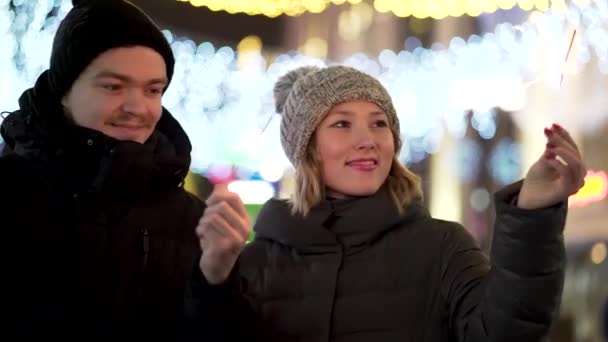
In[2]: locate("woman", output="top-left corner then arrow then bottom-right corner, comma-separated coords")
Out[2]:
186,66 -> 586,341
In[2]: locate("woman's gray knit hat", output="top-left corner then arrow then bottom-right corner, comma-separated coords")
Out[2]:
274,65 -> 401,167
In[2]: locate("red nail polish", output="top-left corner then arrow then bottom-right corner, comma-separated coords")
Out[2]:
544,128 -> 553,136
552,123 -> 563,131
546,143 -> 556,148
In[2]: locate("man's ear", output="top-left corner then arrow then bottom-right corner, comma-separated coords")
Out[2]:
60,93 -> 74,122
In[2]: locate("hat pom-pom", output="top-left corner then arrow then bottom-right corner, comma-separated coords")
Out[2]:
273,66 -> 319,114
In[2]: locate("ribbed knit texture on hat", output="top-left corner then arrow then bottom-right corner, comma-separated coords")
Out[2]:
274,65 -> 400,167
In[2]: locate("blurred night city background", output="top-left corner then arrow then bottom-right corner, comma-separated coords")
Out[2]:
1,0 -> 607,340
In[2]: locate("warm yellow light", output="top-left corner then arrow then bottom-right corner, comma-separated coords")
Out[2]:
466,0 -> 483,17
496,0 -> 517,10
207,0 -> 223,11
446,0 -> 467,17
268,8 -> 285,17
308,0 -> 329,13
373,0 -> 391,13
338,10 -> 357,40
569,170 -> 608,208
517,0 -> 536,11
392,1 -> 411,17
431,8 -> 448,20
355,2 -> 374,28
237,35 -> 262,53
481,0 -> 498,14
535,0 -> 550,11
284,4 -> 304,17
590,242 -> 607,265
237,35 -> 263,70
177,0 -> 549,18
551,0 -> 568,13
337,2 -> 374,40
299,37 -> 328,59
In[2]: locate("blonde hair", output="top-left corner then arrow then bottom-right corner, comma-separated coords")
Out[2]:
289,138 -> 423,217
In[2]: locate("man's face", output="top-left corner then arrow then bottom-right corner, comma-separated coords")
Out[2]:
61,46 -> 167,144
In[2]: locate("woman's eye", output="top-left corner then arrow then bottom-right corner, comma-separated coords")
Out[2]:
332,120 -> 350,128
374,120 -> 388,127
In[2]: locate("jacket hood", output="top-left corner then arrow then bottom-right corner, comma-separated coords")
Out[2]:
0,70 -> 193,193
254,186 -> 431,254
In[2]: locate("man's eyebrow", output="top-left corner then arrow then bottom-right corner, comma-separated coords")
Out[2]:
92,70 -> 167,85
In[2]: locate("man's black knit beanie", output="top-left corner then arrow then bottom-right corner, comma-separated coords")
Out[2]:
48,0 -> 175,99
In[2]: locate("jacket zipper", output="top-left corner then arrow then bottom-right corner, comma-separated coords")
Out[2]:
141,227 -> 150,273
327,243 -> 345,341
137,227 -> 150,304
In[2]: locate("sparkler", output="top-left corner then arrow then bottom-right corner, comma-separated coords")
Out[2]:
560,29 -> 577,88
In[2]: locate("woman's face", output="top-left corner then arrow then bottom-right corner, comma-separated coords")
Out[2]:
314,100 -> 395,198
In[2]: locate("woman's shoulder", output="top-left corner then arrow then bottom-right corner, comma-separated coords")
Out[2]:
397,212 -> 478,248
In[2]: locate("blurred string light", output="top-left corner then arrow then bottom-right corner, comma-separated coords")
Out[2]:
176,0 -> 594,19
472,109 -> 497,140
338,1 -> 374,41
177,0 -> 362,17
488,138 -> 522,185
589,242 -> 607,265
299,37 -> 329,59
456,138 -> 483,183
1,0 -> 608,174
376,0 -> 595,19
569,170 -> 608,208
227,180 -> 275,204
470,187 -> 491,212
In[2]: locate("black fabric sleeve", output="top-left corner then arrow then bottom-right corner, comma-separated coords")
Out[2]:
441,181 -> 567,342
182,258 -> 263,341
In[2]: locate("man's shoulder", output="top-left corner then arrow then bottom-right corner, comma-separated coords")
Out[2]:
143,187 -> 206,220
0,153 -> 44,207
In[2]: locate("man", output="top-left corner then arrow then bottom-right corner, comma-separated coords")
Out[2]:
0,0 -> 205,339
